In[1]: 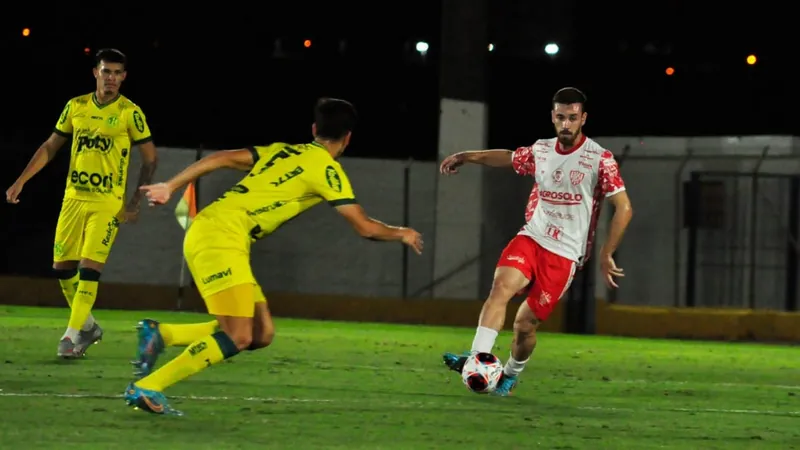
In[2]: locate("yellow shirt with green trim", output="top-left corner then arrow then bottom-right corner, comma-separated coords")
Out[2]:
54,92 -> 153,205
199,141 -> 358,241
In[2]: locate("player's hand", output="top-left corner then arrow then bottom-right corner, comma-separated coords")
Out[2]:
600,253 -> 624,288
439,152 -> 466,175
400,228 -> 424,255
5,182 -> 24,204
139,182 -> 172,206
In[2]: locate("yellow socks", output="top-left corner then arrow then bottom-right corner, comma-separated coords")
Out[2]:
55,268 -> 80,307
136,331 -> 239,392
56,268 -> 97,334
66,268 -> 100,335
159,321 -> 219,346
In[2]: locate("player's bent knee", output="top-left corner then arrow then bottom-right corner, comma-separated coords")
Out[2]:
79,258 -> 105,272
222,326 -> 253,351
488,279 -> 520,303
53,261 -> 79,271
247,330 -> 275,351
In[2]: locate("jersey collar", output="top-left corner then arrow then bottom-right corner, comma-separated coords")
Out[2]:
555,133 -> 586,155
92,92 -> 121,109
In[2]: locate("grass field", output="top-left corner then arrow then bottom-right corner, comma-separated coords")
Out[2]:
0,305 -> 798,449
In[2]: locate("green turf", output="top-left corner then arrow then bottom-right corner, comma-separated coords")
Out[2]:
0,305 -> 798,449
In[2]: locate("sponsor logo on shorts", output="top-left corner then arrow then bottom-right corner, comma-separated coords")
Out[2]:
202,267 -> 232,285
101,218 -> 119,247
70,170 -> 114,194
506,255 -> 525,264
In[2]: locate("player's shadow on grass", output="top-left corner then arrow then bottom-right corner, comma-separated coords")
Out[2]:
44,358 -> 82,365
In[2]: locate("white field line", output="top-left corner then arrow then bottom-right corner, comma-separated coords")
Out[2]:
1,390 -> 798,417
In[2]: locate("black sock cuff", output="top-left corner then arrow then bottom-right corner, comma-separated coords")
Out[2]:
211,331 -> 240,359
78,268 -> 102,282
54,268 -> 78,280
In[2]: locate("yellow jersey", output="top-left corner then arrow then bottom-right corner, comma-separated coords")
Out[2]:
199,141 -> 357,240
54,92 -> 153,205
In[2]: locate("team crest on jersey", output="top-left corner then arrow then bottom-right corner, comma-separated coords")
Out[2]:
552,169 -> 564,184
325,165 -> 342,192
569,170 -> 585,186
106,115 -> 119,127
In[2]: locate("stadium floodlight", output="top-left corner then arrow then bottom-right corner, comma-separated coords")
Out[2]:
544,42 -> 559,56
415,41 -> 429,55
488,43 -> 494,52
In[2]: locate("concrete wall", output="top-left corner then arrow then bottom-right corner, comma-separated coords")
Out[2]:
104,135 -> 800,310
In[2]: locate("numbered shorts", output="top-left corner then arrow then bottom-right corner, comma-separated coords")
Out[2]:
496,235 -> 577,321
53,198 -> 120,263
183,215 -> 266,318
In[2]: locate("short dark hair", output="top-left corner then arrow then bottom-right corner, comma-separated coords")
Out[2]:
552,87 -> 587,111
314,98 -> 357,140
95,48 -> 127,69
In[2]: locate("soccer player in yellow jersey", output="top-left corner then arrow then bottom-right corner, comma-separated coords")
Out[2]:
5,49 -> 158,358
123,98 -> 423,415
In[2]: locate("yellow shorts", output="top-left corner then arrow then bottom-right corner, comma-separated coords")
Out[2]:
184,215 -> 266,317
53,198 -> 120,263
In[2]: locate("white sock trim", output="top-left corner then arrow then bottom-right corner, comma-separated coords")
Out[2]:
470,326 -> 499,353
504,355 -> 530,377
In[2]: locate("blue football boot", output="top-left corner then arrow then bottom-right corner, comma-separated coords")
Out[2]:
124,382 -> 182,416
132,319 -> 165,379
442,351 -> 470,373
492,372 -> 518,397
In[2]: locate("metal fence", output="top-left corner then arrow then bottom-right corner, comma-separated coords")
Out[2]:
685,172 -> 800,311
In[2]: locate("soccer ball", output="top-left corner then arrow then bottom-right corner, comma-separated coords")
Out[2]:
461,352 -> 504,394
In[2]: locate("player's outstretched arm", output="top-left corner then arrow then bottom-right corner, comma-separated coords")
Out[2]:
334,204 -> 424,255
439,149 -> 513,175
6,132 -> 68,204
139,149 -> 255,206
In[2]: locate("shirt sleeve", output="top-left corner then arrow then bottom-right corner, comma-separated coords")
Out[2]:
599,150 -> 626,197
309,162 -> 357,206
53,100 -> 74,137
127,105 -> 153,145
512,145 -> 536,176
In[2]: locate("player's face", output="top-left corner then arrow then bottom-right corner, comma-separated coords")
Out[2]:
93,61 -> 127,96
552,103 -> 586,147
